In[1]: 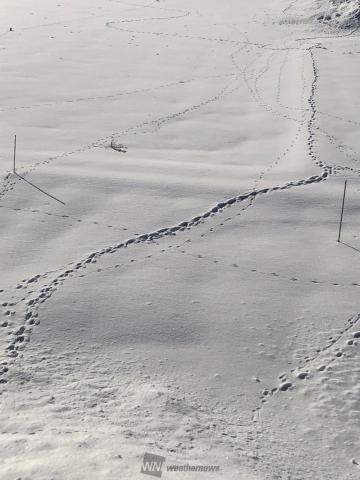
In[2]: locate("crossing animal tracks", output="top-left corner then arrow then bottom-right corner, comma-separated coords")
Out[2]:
0,0 -> 343,382
1,9 -> 360,472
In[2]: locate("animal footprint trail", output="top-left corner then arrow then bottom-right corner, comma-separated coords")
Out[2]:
0,204 -> 130,233
170,248 -> 360,292
0,166 -> 332,382
276,49 -> 290,107
276,46 -> 360,129
0,0 -> 354,411
197,44 -> 318,241
253,313 -> 360,415
0,4 -> 242,199
106,20 -> 240,45
0,7 -> 339,206
0,74 -> 239,201
106,6 -> 270,49
0,74 -> 234,113
201,119 -> 307,242
307,46 -> 323,170
3,3 -> 360,476
0,4 -> 333,361
93,77 -> 241,148
242,42 -> 358,179
278,57 -> 360,177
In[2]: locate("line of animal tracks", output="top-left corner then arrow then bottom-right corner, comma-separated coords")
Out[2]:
0,166 -> 331,383
0,2 -> 359,434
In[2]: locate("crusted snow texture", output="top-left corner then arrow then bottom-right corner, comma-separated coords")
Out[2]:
318,0 -> 360,28
281,0 -> 360,29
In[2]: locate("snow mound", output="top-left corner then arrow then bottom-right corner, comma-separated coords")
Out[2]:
317,0 -> 360,29
280,0 -> 360,30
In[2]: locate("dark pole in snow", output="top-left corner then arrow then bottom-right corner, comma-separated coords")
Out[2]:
337,180 -> 347,243
13,134 -> 17,173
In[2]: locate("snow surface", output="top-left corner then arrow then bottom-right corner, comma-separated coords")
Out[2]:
281,0 -> 360,29
0,0 -> 360,479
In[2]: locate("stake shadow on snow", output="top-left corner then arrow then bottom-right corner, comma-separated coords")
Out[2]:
14,173 -> 65,206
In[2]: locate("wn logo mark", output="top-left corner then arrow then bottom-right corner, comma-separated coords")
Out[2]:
141,452 -> 166,478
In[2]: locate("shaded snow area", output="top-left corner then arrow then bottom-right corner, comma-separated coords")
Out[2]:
0,0 -> 360,479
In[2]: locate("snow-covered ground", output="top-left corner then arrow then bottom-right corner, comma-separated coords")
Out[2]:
1,0 -> 360,478
281,0 -> 360,29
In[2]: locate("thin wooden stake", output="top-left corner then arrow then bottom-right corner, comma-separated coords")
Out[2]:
337,180 -> 347,243
13,134 -> 17,173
